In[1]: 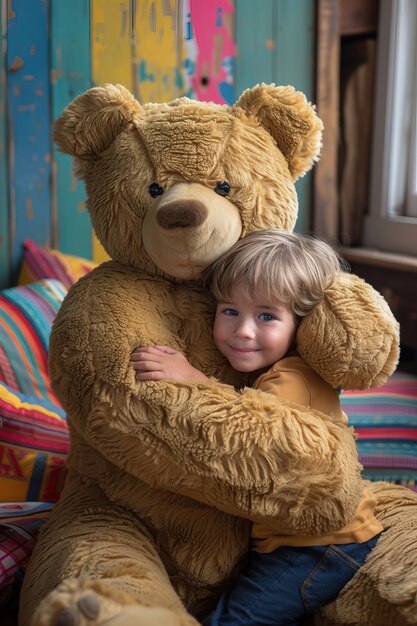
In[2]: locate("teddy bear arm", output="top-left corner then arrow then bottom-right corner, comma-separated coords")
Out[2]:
106,381 -> 364,535
297,272 -> 400,390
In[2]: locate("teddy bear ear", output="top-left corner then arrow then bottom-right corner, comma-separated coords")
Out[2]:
53,83 -> 141,164
233,83 -> 323,180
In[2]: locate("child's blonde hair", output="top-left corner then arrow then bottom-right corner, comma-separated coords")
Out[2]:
206,229 -> 347,318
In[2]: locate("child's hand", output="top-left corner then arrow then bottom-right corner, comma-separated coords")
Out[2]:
130,345 -> 209,382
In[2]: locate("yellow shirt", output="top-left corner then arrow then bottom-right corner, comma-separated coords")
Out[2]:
250,355 -> 383,552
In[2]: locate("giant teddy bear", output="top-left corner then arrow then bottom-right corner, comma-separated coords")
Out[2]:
20,84 -> 417,626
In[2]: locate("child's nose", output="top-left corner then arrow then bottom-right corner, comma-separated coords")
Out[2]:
234,319 -> 255,339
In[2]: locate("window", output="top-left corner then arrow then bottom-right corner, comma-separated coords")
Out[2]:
364,0 -> 417,255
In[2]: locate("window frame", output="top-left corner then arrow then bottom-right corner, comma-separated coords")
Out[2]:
364,0 -> 417,255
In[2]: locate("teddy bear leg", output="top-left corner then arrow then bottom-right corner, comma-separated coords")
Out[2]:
19,477 -> 200,626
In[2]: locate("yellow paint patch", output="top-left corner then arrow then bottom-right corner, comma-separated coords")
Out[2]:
134,0 -> 183,103
91,0 -> 133,90
91,0 -> 133,262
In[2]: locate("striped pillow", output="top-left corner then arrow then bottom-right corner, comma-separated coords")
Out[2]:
18,239 -> 97,289
0,280 -> 69,503
341,372 -> 417,491
0,280 -> 66,403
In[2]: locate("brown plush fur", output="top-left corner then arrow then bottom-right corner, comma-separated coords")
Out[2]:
19,84 -> 416,626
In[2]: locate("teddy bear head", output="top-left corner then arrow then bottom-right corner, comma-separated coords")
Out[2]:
54,83 -> 322,280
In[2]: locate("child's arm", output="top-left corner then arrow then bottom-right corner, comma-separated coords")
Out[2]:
130,345 -> 209,382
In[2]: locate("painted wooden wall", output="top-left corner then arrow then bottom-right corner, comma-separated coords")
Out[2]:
0,0 -> 315,288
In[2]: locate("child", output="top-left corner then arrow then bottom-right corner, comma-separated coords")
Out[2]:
130,229 -> 382,626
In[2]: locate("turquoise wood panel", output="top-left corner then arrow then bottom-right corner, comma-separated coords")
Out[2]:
234,0 -> 275,95
275,1 -> 315,234
7,0 -> 52,281
50,0 -> 93,259
274,0 -> 314,98
0,0 -> 9,288
235,0 -> 316,233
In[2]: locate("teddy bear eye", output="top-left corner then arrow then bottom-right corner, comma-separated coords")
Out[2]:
215,181 -> 231,197
149,183 -> 164,198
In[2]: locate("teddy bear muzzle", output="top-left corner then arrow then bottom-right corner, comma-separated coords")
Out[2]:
156,200 -> 208,230
142,182 -> 242,280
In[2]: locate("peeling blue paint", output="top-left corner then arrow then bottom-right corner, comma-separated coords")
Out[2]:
139,60 -> 155,83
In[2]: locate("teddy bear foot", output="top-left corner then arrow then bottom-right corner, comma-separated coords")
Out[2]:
32,585 -> 187,626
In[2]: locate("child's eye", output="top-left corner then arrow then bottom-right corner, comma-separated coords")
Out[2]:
259,313 -> 276,321
222,308 -> 238,316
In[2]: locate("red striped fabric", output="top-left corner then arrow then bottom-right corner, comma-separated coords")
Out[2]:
355,427 -> 417,440
341,372 -> 417,488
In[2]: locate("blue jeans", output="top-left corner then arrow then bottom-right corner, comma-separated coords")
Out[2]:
204,534 -> 380,626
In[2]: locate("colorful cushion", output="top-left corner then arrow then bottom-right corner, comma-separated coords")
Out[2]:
0,279 -> 70,596
0,279 -> 69,503
18,239 -> 97,289
0,385 -> 68,502
341,371 -> 417,491
0,280 -> 67,402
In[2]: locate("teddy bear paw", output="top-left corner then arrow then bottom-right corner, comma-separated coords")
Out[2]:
54,593 -> 103,625
32,583 -> 191,626
51,600 -> 187,626
32,586 -> 123,626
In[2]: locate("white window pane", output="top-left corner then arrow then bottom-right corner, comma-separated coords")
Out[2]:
366,0 -> 417,253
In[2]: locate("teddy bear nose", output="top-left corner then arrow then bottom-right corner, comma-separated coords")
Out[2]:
156,201 -> 208,229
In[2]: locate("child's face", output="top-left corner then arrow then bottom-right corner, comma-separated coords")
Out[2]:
213,285 -> 297,374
